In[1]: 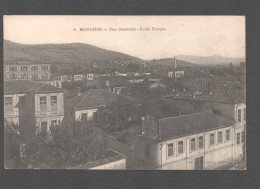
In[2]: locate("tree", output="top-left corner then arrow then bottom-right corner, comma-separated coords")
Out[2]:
102,95 -> 140,133
5,118 -> 108,169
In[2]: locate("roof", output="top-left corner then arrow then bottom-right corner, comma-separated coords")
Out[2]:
142,110 -> 234,141
65,88 -> 124,109
158,110 -> 234,140
4,80 -> 64,94
4,61 -> 50,65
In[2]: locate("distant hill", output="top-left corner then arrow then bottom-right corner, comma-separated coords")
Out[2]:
4,40 -> 144,68
147,58 -> 196,67
175,54 -> 244,65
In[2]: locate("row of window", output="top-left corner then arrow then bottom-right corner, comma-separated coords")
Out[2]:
209,129 -> 230,146
5,95 -> 58,112
166,129 -> 234,158
167,140 -> 186,157
5,73 -> 50,80
237,108 -> 246,122
40,120 -> 60,133
5,65 -> 49,72
39,96 -> 58,112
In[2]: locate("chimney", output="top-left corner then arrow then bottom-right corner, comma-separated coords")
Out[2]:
138,117 -> 146,136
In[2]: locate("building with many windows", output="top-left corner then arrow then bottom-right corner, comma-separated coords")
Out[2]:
4,80 -> 65,135
4,62 -> 51,81
125,102 -> 246,170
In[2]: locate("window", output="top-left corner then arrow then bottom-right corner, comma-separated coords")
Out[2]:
237,133 -> 240,144
198,136 -> 204,149
226,129 -> 230,141
168,143 -> 174,157
218,131 -> 223,143
51,120 -> 57,126
20,73 -> 27,79
20,66 -> 28,71
31,65 -> 38,71
244,108 -> 246,121
190,138 -> 196,151
4,97 -> 13,111
145,144 -> 150,157
41,121 -> 47,133
210,133 -> 215,145
32,73 -> 38,79
178,141 -> 184,154
81,113 -> 88,123
242,131 -> 245,143
41,65 -> 49,71
10,66 -> 17,71
10,73 -> 17,79
50,96 -> 57,111
40,96 -> 47,112
238,109 -> 242,122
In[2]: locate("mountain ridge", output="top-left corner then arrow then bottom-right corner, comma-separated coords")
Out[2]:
4,40 -> 144,67
4,40 -> 244,67
175,54 -> 244,65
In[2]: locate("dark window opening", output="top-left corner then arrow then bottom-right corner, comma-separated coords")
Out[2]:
168,143 -> 174,157
178,141 -> 184,154
198,136 -> 203,149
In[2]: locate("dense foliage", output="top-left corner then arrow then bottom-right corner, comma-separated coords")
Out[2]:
5,119 -> 108,169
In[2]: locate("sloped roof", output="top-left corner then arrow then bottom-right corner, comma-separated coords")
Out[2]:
65,88 -> 136,109
4,80 -> 64,94
157,110 -> 234,140
65,89 -> 116,109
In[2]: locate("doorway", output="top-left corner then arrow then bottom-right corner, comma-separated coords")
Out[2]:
194,156 -> 203,170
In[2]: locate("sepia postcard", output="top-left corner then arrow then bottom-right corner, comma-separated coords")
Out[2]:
3,15 -> 246,170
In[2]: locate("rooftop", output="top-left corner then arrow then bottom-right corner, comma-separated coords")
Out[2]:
4,80 -> 65,94
142,110 -> 234,141
65,88 -> 135,109
4,61 -> 50,65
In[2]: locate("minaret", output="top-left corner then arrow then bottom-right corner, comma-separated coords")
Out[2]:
174,57 -> 177,69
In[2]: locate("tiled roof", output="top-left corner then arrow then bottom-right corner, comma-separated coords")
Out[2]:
65,88 -> 135,109
157,110 -> 234,140
4,80 -> 64,94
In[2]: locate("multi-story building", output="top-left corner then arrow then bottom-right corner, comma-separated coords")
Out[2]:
4,62 -> 51,81
125,102 -> 246,170
4,80 -> 65,135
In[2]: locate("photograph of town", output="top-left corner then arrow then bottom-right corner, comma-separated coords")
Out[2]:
4,16 -> 246,170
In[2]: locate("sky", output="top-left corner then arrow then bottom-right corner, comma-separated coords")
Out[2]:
4,16 -> 245,60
